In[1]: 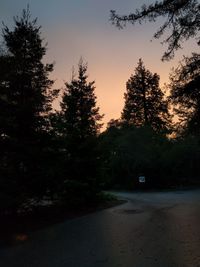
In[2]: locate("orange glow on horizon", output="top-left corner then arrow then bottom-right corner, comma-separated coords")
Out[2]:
1,1 -> 198,131
51,59 -> 173,130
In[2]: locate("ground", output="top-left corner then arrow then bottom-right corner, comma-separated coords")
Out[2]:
1,189 -> 200,267
0,196 -> 124,247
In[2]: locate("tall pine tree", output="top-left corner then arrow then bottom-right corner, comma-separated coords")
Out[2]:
61,59 -> 103,146
122,59 -> 171,133
0,8 -> 58,210
60,59 -> 103,202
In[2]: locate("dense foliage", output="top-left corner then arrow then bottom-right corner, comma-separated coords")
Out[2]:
60,59 -> 103,143
0,9 -> 58,212
169,53 -> 200,136
122,59 -> 171,133
53,60 -> 103,205
99,124 -> 200,189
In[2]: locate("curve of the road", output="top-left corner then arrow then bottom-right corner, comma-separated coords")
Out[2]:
1,189 -> 200,267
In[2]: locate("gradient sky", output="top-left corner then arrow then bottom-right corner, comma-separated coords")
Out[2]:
0,0 -> 198,128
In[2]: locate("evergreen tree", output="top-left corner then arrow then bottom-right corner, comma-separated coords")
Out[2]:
61,59 -> 103,146
0,8 -> 58,210
110,0 -> 200,60
122,59 -> 171,133
169,53 -> 200,136
60,59 -> 103,202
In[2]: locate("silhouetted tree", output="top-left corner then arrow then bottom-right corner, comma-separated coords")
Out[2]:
169,53 -> 200,136
110,0 -> 200,60
121,59 -> 171,133
61,59 -> 103,146
60,59 -> 103,203
0,8 -> 58,211
106,119 -> 123,130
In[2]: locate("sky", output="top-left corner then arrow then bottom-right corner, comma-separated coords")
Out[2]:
0,0 -> 198,128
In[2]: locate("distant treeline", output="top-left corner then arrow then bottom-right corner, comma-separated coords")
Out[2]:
0,9 -> 199,214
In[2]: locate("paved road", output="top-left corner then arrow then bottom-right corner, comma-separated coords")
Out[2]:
1,190 -> 200,267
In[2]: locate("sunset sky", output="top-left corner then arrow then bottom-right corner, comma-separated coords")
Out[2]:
0,0 -> 198,128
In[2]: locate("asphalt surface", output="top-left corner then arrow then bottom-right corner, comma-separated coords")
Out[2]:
1,189 -> 200,267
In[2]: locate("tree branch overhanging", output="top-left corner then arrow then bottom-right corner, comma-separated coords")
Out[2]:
110,0 -> 200,61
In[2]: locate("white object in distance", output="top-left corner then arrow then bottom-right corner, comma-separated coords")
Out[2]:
139,176 -> 145,183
